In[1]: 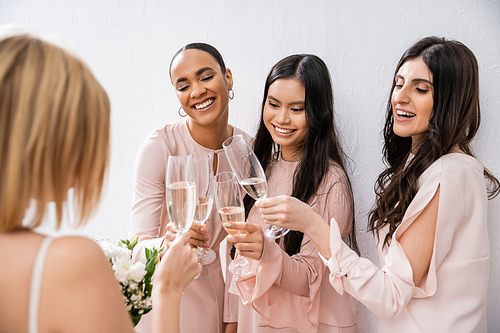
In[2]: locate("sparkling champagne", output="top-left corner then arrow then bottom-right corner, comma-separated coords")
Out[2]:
240,177 -> 267,200
194,198 -> 213,223
218,206 -> 245,235
166,181 -> 196,233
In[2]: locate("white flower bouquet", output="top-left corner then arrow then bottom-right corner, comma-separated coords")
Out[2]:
98,235 -> 162,326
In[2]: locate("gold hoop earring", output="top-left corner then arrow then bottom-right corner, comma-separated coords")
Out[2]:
178,107 -> 187,117
228,89 -> 234,100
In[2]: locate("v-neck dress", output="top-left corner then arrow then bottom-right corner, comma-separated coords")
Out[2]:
130,120 -> 251,333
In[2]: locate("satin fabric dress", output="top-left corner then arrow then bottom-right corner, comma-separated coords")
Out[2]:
129,120 -> 251,333
323,153 -> 489,332
233,157 -> 358,333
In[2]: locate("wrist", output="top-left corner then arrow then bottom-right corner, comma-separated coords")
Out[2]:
303,215 -> 331,258
302,212 -> 326,236
153,282 -> 184,299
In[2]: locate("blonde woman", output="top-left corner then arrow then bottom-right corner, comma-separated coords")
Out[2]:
0,31 -> 201,333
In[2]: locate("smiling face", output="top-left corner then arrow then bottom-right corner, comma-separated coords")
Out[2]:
391,57 -> 434,150
170,49 -> 233,128
263,78 -> 308,161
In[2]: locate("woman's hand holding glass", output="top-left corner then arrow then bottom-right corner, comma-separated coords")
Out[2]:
256,195 -> 332,258
225,222 -> 264,261
162,222 -> 211,251
214,171 -> 255,277
187,222 -> 210,248
156,232 -> 202,290
255,195 -> 316,233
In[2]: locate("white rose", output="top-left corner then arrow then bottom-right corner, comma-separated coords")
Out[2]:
129,261 -> 147,283
112,256 -> 136,284
98,240 -> 130,260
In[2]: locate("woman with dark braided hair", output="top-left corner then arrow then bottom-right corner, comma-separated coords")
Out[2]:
255,36 -> 499,332
223,54 -> 359,332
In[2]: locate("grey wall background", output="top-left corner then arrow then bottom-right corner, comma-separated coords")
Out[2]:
2,0 -> 499,331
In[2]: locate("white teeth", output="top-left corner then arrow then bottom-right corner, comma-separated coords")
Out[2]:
195,99 -> 214,109
275,126 -> 294,134
397,110 -> 416,117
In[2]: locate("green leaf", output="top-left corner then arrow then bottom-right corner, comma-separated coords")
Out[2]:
131,235 -> 139,248
145,259 -> 156,276
131,314 -> 142,326
142,306 -> 152,315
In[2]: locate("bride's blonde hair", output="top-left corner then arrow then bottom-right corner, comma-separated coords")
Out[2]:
0,33 -> 110,231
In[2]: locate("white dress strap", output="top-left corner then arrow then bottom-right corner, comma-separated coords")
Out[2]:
28,237 -> 54,333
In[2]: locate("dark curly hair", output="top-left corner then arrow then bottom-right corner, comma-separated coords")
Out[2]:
369,36 -> 500,247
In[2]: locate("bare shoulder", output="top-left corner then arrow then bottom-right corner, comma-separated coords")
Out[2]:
43,236 -> 134,332
45,236 -> 115,301
50,236 -> 109,270
52,235 -> 103,251
46,235 -> 119,297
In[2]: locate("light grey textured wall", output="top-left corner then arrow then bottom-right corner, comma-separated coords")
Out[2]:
2,0 -> 499,331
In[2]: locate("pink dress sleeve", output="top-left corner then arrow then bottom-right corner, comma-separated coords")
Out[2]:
130,122 -> 253,332
129,130 -> 169,262
324,159 -> 470,319
235,163 -> 354,333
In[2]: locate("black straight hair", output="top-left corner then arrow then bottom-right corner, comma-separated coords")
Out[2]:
246,54 -> 359,256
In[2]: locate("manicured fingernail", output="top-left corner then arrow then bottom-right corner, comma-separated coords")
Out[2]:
223,223 -> 231,228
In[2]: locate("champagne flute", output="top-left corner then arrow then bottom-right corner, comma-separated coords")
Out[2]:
166,156 -> 196,235
214,171 -> 255,277
190,152 -> 216,265
222,134 -> 289,239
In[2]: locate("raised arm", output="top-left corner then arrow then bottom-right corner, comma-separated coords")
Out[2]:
227,168 -> 355,332
256,195 -> 332,259
152,232 -> 202,333
255,171 -> 354,260
257,173 -> 452,318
